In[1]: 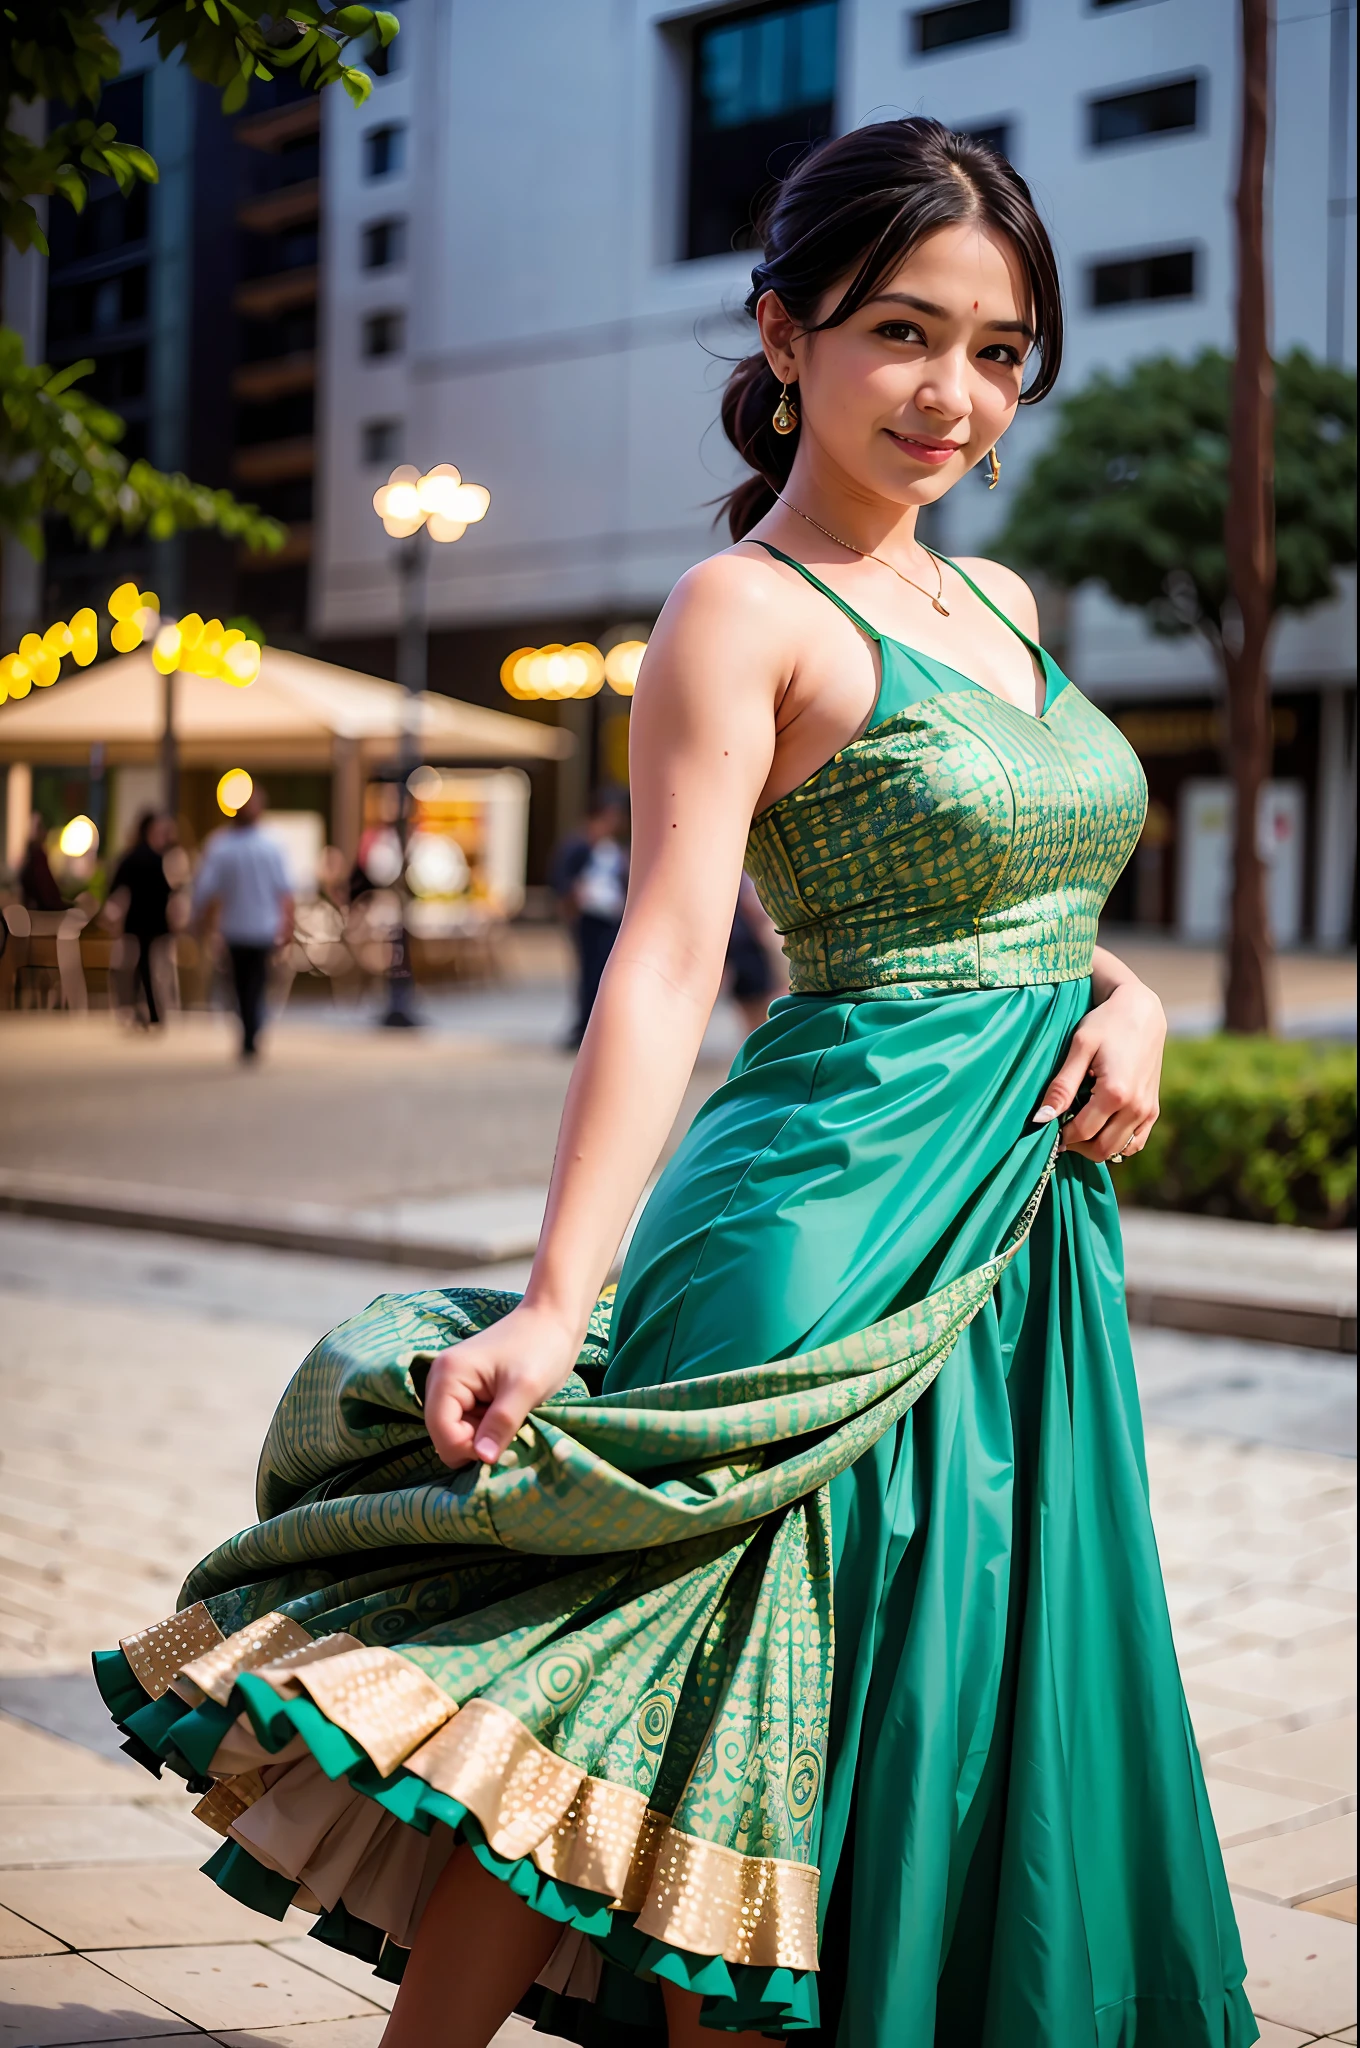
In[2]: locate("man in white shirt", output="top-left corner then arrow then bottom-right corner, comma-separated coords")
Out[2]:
191,785 -> 294,1060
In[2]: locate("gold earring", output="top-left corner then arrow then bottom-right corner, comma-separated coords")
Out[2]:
772,383 -> 798,435
986,447 -> 1001,489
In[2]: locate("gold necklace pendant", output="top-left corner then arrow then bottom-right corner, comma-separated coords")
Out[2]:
780,497 -> 949,615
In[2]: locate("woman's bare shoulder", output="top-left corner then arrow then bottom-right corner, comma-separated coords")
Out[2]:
657,540 -> 801,637
950,555 -> 1041,639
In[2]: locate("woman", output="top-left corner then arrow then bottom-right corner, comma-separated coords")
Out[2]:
108,810 -> 174,1026
96,122 -> 1255,2047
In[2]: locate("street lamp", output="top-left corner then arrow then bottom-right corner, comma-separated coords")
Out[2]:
370,462 -> 490,1026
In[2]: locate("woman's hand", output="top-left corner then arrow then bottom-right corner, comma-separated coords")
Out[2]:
422,1300 -> 584,1469
1034,970 -> 1166,1165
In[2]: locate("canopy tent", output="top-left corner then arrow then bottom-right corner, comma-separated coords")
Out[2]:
0,644 -> 571,771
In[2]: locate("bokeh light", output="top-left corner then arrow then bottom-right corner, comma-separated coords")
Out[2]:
603,640 -> 648,695
373,464 -> 490,542
58,815 -> 98,858
216,768 -> 254,816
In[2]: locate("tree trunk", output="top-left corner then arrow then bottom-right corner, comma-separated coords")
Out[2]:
1223,0 -> 1276,1033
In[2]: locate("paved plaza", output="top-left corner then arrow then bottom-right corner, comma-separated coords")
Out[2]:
0,934 -> 1353,2045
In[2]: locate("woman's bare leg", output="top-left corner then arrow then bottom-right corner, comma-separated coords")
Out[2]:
380,1844 -> 560,2048
661,1980 -> 782,2046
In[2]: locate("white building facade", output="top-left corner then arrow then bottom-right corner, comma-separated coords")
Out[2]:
313,0 -> 1356,936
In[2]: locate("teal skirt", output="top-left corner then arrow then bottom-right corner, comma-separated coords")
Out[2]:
93,982 -> 1255,2046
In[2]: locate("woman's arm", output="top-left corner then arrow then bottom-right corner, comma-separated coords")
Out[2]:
1033,945 -> 1166,1163
422,558 -> 786,1468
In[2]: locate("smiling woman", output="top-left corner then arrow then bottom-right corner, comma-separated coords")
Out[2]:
93,119 -> 1253,2048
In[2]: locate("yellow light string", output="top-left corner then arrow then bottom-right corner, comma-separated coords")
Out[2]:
500,639 -> 647,702
0,584 -> 262,706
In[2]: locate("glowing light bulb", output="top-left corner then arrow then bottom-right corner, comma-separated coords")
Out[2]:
70,608 -> 99,666
222,639 -> 261,686
58,814 -> 98,858
604,640 -> 648,695
152,624 -> 182,674
217,768 -> 254,816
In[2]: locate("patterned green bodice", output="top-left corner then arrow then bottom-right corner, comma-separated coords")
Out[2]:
745,548 -> 1147,996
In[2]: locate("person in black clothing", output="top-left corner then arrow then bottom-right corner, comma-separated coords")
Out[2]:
109,810 -> 174,1026
549,790 -> 629,1048
18,813 -> 65,913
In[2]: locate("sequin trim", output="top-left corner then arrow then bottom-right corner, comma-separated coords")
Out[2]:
635,1825 -> 819,1971
179,1610 -> 312,1706
284,1643 -> 456,1778
120,1603 -> 225,1701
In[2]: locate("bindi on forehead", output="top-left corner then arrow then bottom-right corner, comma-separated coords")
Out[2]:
973,301 -> 979,311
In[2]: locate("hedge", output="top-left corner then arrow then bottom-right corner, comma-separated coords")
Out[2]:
1117,1036 -> 1356,1229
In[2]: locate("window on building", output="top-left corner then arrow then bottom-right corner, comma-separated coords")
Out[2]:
362,310 -> 405,358
911,0 -> 1012,54
958,122 -> 1011,161
1089,76 -> 1200,147
362,218 -> 406,270
685,1 -> 838,261
364,124 -> 406,178
361,419 -> 402,466
1089,246 -> 1197,308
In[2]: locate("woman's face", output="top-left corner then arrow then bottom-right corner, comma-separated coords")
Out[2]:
759,220 -> 1033,508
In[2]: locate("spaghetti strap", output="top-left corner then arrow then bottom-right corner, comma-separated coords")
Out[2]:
754,542 -> 882,642
926,549 -> 1043,656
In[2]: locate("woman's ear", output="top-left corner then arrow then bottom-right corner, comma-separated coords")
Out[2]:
755,291 -> 799,383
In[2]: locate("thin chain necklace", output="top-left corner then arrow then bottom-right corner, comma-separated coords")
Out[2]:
778,496 -> 951,616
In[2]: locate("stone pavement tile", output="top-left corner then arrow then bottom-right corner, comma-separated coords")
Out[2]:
0,1950 -> 191,2042
0,1865 -> 312,1950
211,2024 -> 385,2048
1235,1892 -> 1358,2036
0,1898 -> 65,1956
266,1939 -> 396,2012
92,1943 -> 382,2032
1327,2028 -> 1358,2043
1212,1717 -> 1358,1802
1205,1776 -> 1331,1847
0,1804 -> 204,1868
0,1713 -> 156,1802
1189,1698 -> 1276,1752
1184,1643 -> 1358,1721
1250,2022 -> 1316,2048
1225,1813 -> 1358,1905
1210,1598 -> 1355,1653
1299,1886 -> 1359,1924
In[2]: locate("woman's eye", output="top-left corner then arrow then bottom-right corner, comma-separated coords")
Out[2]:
876,321 -> 925,344
978,343 -> 1024,367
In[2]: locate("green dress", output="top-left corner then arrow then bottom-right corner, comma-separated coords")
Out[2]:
94,550 -> 1256,2047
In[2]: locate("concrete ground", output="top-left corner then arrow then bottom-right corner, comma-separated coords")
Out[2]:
0,1218 -> 1353,2048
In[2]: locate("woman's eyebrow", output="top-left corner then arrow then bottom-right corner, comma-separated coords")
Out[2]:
863,291 -> 1034,341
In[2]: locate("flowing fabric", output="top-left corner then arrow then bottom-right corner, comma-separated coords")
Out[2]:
93,556 -> 1255,2045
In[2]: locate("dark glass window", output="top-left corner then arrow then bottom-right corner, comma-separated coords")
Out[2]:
686,1 -> 838,261
1089,247 -> 1197,307
235,390 -> 316,444
912,0 -> 1012,53
240,306 -> 318,362
249,477 -> 315,522
361,419 -> 402,466
362,310 -> 404,358
46,266 -> 148,345
364,124 -> 406,178
1089,77 -> 1199,147
362,218 -> 406,269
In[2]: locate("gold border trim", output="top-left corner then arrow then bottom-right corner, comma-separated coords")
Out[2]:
120,1603 -> 224,1702
193,1769 -> 265,1836
635,1825 -> 819,1971
181,1610 -> 312,1706
285,1643 -> 455,1779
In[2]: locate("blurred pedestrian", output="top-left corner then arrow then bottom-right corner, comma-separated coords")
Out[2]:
18,813 -> 64,913
108,810 -> 174,1027
550,789 -> 628,1048
191,784 -> 294,1061
724,870 -> 787,1036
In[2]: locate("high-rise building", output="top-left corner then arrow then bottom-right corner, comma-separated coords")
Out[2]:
310,0 -> 1355,940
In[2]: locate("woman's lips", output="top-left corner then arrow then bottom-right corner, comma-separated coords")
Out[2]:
886,431 -> 962,466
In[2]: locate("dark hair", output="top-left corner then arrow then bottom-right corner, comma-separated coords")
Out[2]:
720,118 -> 1063,540
134,809 -> 158,845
